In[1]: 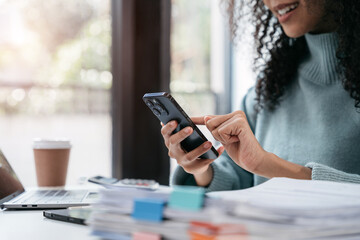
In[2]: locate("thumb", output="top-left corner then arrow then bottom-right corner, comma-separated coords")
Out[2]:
216,145 -> 225,156
204,115 -> 214,123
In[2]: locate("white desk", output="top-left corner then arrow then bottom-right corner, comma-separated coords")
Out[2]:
1,184 -> 100,240
0,209 -> 97,240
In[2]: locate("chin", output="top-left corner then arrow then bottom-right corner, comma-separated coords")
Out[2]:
282,27 -> 307,38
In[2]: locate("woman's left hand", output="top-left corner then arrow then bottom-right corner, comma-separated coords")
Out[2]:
192,111 -> 267,174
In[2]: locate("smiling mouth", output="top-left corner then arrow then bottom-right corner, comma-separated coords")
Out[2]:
276,2 -> 299,16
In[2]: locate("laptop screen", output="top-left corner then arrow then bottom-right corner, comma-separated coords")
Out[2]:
0,150 -> 25,204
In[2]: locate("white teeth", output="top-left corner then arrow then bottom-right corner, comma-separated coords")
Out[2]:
277,3 -> 299,16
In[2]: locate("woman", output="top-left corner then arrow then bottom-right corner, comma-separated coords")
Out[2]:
162,0 -> 360,191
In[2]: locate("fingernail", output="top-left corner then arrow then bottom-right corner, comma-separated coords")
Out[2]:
184,127 -> 191,134
169,121 -> 175,127
204,142 -> 212,148
204,116 -> 210,123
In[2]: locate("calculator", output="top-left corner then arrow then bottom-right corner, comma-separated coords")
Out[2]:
88,176 -> 159,190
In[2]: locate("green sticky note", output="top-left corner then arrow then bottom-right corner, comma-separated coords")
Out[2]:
168,185 -> 205,211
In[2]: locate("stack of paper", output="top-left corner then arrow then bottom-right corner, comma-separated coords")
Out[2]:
88,185 -> 229,239
207,178 -> 360,239
88,178 -> 360,239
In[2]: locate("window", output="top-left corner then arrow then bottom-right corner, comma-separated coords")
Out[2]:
171,0 -> 232,117
0,0 -> 112,186
171,0 -> 214,116
232,45 -> 255,111
170,0 -> 231,172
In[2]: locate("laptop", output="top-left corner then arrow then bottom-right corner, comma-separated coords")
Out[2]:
0,150 -> 98,209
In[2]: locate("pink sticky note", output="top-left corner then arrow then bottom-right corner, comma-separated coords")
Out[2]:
132,231 -> 161,240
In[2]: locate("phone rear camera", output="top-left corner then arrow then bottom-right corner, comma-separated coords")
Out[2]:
155,104 -> 168,115
146,100 -> 154,107
152,108 -> 161,117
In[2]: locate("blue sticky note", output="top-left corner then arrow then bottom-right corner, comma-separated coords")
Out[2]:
168,186 -> 205,211
132,198 -> 165,222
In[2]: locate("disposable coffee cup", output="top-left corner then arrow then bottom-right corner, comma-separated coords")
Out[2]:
33,139 -> 72,187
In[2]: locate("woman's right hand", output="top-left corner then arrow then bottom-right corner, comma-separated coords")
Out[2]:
160,120 -> 224,186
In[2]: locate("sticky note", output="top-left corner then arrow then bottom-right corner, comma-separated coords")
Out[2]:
133,232 -> 161,240
168,186 -> 205,211
132,198 -> 165,222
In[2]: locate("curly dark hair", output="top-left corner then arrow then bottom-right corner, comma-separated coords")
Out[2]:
224,0 -> 360,111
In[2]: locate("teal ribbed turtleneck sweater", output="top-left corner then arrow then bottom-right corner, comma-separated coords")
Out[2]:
172,33 -> 360,192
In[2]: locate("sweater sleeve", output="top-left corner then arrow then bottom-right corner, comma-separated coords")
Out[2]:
305,162 -> 360,183
170,88 -> 256,192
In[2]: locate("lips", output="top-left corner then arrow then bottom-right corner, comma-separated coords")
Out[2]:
273,2 -> 299,23
277,3 -> 299,16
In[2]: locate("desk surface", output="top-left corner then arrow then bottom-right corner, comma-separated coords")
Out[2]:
0,209 -> 96,240
1,184 -> 100,240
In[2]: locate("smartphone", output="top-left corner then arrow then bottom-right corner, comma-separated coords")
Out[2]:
43,207 -> 92,225
143,92 -> 219,159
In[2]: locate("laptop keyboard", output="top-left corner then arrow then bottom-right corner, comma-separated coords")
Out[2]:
13,190 -> 88,204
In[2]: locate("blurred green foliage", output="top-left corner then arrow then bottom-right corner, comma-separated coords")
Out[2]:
0,0 -> 111,114
171,0 -> 215,116
171,0 -> 211,93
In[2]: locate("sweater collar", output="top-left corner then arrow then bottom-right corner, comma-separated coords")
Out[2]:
298,32 -> 341,85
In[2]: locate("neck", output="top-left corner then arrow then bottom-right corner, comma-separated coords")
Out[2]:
298,32 -> 341,85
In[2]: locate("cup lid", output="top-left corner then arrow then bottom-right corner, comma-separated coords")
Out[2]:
33,138 -> 72,149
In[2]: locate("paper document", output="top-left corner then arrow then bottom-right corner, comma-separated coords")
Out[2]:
89,178 -> 360,239
208,177 -> 360,209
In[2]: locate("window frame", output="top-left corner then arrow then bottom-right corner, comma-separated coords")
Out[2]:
111,0 -> 171,185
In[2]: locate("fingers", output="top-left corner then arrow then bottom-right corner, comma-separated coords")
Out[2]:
217,116 -> 243,143
206,111 -> 247,144
160,118 -> 221,176
205,111 -> 246,132
217,145 -> 225,156
161,121 -> 178,147
184,141 -> 214,160
180,147 -> 215,174
167,126 -> 194,157
191,116 -> 205,125
204,115 -> 213,123
168,127 -> 193,147
178,142 -> 221,173
191,115 -> 216,125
